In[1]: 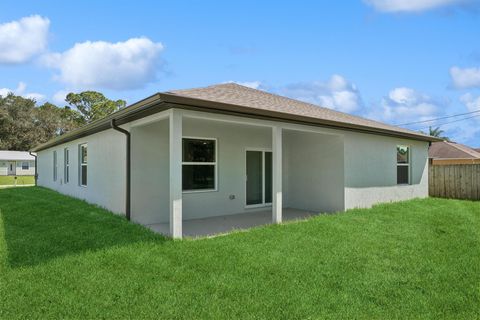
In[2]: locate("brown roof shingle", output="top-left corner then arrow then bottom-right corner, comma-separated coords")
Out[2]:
166,83 -> 435,141
429,141 -> 480,159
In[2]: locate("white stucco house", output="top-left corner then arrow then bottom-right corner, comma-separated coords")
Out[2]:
0,151 -> 36,176
32,83 -> 439,238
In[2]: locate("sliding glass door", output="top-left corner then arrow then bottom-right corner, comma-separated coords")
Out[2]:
246,150 -> 272,207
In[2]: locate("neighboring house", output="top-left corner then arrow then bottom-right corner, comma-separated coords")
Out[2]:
429,141 -> 480,165
32,83 -> 439,238
0,151 -> 36,176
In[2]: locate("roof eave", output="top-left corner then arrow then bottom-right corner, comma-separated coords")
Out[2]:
159,92 -> 441,143
31,93 -> 165,152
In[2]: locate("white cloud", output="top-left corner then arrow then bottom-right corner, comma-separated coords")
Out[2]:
364,0 -> 471,12
0,15 -> 50,64
281,75 -> 362,113
450,66 -> 480,89
227,81 -> 262,89
378,87 -> 438,123
460,93 -> 480,113
0,82 -> 45,102
42,37 -> 164,90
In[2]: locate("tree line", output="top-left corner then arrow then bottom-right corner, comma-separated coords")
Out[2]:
0,91 -> 126,151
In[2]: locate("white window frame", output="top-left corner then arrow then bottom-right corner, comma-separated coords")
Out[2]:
397,145 -> 411,185
182,136 -> 218,193
21,161 -> 29,170
79,143 -> 88,187
53,151 -> 57,181
245,148 -> 273,209
64,148 -> 70,184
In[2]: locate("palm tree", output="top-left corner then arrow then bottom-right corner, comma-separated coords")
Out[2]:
425,126 -> 450,141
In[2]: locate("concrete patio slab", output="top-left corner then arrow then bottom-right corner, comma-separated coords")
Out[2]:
147,208 -> 318,238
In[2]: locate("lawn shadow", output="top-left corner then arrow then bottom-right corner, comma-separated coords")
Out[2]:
0,187 -> 167,268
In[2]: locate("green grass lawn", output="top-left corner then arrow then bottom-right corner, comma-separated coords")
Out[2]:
0,187 -> 479,319
0,175 -> 35,186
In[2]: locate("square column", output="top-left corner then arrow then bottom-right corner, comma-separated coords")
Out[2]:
272,126 -> 283,224
169,109 -> 183,238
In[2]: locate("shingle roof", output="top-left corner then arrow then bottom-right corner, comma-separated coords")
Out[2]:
167,83 -> 434,141
428,141 -> 480,159
0,150 -> 35,161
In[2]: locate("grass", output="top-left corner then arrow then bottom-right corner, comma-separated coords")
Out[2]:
0,187 -> 479,319
0,175 -> 35,186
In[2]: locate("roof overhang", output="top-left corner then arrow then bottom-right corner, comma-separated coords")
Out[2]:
31,92 -> 440,152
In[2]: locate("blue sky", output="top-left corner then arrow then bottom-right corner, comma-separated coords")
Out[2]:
1,0 -> 479,146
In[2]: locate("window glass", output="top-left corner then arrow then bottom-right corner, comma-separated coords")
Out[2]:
79,144 -> 87,186
397,145 -> 410,185
182,165 -> 215,190
81,165 -> 87,186
22,162 -> 29,170
53,151 -> 57,181
397,146 -> 409,164
183,139 -> 215,162
182,138 -> 216,191
81,145 -> 88,164
397,166 -> 409,185
64,148 -> 69,183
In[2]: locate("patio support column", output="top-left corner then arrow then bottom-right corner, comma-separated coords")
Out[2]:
272,126 -> 283,224
169,109 -> 183,238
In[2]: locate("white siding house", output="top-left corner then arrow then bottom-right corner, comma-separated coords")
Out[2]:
0,151 -> 36,176
33,83 -> 437,238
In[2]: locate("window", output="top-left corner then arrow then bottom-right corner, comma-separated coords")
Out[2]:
182,138 -> 216,191
64,148 -> 70,183
79,144 -> 87,186
53,151 -> 57,181
397,145 -> 410,185
21,162 -> 29,170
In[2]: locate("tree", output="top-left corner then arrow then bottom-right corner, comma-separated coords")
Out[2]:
65,91 -> 126,123
0,93 -> 38,150
427,126 -> 450,141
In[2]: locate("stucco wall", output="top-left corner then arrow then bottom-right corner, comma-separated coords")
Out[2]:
36,109 -> 430,225
37,128 -> 126,215
284,130 -> 345,213
131,120 -> 170,225
343,132 -> 429,209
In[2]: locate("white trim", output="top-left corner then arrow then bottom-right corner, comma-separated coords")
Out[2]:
272,126 -> 283,224
129,110 -> 170,128
182,109 -> 345,137
396,145 -> 411,185
245,148 -> 273,208
169,109 -> 183,238
181,136 -> 218,193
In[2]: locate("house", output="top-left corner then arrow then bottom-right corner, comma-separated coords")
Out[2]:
429,141 -> 480,165
0,150 -> 36,176
31,83 -> 439,238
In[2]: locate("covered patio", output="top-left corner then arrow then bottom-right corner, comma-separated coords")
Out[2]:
129,108 -> 345,238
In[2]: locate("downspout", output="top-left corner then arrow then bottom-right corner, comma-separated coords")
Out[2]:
110,119 -> 131,221
29,152 -> 37,186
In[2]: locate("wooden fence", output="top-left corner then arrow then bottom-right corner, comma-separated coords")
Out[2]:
429,164 -> 480,200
